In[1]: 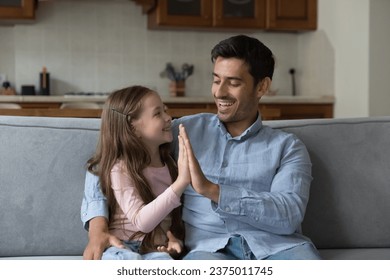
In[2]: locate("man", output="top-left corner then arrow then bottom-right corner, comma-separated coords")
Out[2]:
81,35 -> 321,260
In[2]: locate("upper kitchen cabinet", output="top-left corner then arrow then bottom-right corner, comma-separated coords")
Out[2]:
0,0 -> 36,22
213,0 -> 266,29
134,0 -> 317,32
146,0 -> 266,30
266,0 -> 317,31
148,0 -> 213,28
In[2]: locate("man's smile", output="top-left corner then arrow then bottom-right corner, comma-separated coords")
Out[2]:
217,100 -> 236,110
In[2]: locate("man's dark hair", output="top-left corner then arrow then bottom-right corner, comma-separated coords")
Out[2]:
211,35 -> 275,85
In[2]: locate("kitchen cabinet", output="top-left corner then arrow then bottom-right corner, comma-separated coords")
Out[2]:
147,0 -> 267,29
259,103 -> 333,120
141,0 -> 316,31
0,95 -> 333,119
165,102 -> 332,120
147,0 -> 213,28
0,108 -> 103,118
0,0 -> 36,21
214,0 -> 267,29
0,103 -> 332,119
267,0 -> 317,31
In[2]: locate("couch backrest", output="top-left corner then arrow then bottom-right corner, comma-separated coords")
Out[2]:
0,116 -> 100,257
266,117 -> 390,249
1,116 -> 390,257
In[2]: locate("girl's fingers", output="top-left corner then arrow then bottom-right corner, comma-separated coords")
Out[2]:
179,124 -> 194,159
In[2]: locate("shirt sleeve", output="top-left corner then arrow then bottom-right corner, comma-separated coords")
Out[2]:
214,137 -> 312,235
81,171 -> 109,230
111,166 -> 181,233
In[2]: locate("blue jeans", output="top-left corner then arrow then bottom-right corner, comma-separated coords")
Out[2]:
102,240 -> 173,260
183,235 -> 322,260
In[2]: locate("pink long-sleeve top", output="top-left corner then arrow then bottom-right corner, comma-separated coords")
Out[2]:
108,161 -> 181,244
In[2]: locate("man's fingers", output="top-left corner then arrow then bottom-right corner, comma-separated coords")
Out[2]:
93,251 -> 103,260
83,243 -> 104,260
109,235 -> 125,249
83,249 -> 93,260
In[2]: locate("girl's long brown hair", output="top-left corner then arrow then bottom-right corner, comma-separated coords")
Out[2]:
87,86 -> 184,253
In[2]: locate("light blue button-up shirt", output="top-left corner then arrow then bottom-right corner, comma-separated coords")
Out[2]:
81,113 -> 314,259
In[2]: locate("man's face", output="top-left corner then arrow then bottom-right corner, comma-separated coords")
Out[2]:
212,57 -> 265,135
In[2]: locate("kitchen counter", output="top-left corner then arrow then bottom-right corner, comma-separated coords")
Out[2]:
0,94 -> 335,104
0,95 -> 334,119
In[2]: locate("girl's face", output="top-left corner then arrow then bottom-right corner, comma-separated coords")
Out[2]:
131,92 -> 173,150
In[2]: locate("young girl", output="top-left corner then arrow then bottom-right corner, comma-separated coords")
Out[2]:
87,85 -> 190,260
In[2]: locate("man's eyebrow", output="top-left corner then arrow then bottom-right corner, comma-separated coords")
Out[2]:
212,72 -> 243,81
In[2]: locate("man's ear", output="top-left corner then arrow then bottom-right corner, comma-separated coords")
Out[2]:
256,77 -> 271,98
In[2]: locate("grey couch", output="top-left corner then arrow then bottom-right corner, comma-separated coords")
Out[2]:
1,115 -> 389,260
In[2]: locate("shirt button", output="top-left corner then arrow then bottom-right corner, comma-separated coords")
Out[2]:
222,161 -> 228,167
225,206 -> 231,212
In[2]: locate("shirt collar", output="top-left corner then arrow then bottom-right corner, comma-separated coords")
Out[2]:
217,113 -> 263,140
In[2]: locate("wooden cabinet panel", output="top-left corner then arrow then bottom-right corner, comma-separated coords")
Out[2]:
19,102 -> 61,109
148,0 -> 212,28
266,0 -> 317,31
0,0 -> 36,20
0,108 -> 102,118
166,102 -> 216,118
213,0 -> 266,29
0,100 -> 333,120
260,103 -> 333,120
166,102 -> 333,120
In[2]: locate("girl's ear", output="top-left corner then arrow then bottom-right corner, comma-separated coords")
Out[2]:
256,77 -> 271,99
131,119 -> 142,138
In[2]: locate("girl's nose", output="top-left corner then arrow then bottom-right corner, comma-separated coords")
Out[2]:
165,112 -> 172,122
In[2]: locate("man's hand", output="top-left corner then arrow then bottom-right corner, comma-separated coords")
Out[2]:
180,125 -> 220,202
83,216 -> 124,260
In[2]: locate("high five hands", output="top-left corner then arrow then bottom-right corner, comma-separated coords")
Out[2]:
178,124 -> 220,203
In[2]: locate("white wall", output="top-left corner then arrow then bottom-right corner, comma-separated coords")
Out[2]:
369,0 -> 390,116
315,0 -> 370,118
0,28 -> 15,85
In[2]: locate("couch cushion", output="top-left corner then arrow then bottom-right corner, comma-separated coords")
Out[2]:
266,117 -> 390,250
0,116 -> 100,257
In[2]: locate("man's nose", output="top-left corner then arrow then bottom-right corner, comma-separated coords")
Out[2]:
214,82 -> 227,98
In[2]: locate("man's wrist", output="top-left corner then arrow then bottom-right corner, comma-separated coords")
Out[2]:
88,216 -> 109,235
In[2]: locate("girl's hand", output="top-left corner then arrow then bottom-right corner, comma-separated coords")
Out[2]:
157,230 -> 183,258
171,124 -> 191,195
